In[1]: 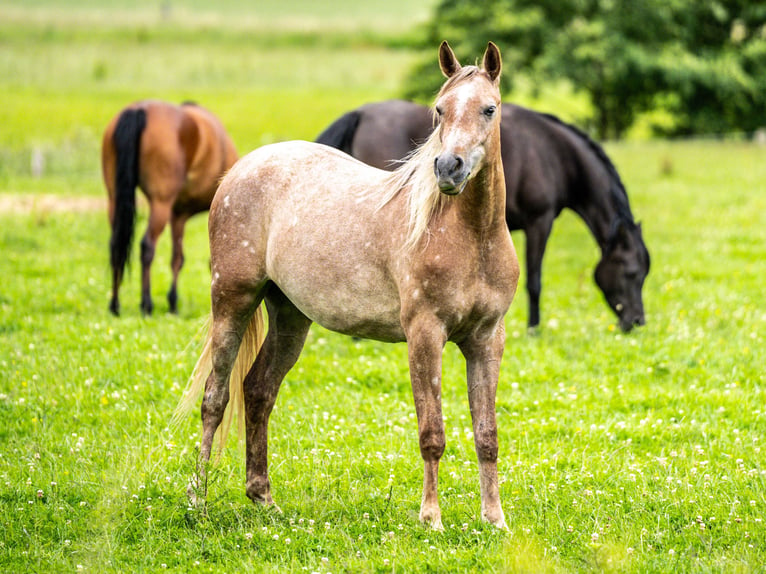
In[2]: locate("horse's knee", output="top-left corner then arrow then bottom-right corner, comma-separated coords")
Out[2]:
473,425 -> 498,462
418,427 -> 445,461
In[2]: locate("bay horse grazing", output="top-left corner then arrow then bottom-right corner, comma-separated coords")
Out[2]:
317,99 -> 650,331
179,42 -> 518,530
102,100 -> 238,316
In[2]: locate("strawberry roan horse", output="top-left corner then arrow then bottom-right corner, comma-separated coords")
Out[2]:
102,100 -> 238,316
180,42 -> 518,529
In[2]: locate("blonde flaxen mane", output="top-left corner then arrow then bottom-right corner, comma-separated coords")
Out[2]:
376,66 -> 486,251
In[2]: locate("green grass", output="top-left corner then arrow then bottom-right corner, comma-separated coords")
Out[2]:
1,141 -> 764,573
1,2 -> 766,572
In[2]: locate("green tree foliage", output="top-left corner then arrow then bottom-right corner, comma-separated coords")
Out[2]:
404,0 -> 766,139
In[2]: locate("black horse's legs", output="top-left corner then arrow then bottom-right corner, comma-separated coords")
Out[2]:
244,290 -> 311,507
524,217 -> 554,329
140,202 -> 170,316
168,212 -> 189,314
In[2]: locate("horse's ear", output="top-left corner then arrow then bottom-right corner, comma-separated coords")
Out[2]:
439,41 -> 461,78
482,42 -> 502,84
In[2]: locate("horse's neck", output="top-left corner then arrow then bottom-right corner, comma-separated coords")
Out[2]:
571,184 -> 619,250
456,160 -> 506,234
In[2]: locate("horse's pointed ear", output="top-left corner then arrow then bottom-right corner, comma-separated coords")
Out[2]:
439,41 -> 461,78
483,42 -> 502,84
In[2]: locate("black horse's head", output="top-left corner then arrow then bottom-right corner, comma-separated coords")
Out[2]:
594,218 -> 650,332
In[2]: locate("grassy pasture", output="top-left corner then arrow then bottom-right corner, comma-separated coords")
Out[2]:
2,2 -> 766,573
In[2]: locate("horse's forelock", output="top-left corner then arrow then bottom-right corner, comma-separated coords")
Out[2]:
376,66 -> 500,252
437,66 -> 496,99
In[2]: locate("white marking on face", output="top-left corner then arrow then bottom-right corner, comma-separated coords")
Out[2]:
223,195 -> 230,208
242,240 -> 250,248
440,83 -> 480,153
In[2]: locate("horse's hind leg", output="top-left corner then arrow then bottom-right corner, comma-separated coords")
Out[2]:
243,287 -> 311,507
167,211 -> 189,314
140,200 -> 171,315
198,287 -> 262,465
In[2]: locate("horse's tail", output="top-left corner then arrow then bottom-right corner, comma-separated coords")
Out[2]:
109,108 -> 147,283
315,110 -> 361,154
173,306 -> 266,453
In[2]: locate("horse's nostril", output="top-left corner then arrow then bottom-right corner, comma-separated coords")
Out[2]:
454,156 -> 463,172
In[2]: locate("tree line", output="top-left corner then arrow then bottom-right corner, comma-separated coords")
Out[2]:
402,0 -> 766,139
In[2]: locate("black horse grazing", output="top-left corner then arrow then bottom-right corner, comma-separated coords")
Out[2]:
316,99 -> 650,331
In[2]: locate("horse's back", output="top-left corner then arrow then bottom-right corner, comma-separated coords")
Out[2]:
352,100 -> 434,170
104,100 -> 236,208
210,141 -> 406,341
177,103 -> 238,207
213,141 -> 390,232
501,104 -> 609,229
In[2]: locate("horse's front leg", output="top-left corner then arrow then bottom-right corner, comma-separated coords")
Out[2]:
458,320 -> 507,529
405,315 -> 447,530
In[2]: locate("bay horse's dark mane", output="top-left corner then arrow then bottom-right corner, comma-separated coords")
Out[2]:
538,111 -> 636,227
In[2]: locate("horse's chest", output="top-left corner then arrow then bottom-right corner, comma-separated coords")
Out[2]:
403,247 -> 517,332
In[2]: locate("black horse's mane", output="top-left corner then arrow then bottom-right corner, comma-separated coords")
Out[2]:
538,111 -> 636,226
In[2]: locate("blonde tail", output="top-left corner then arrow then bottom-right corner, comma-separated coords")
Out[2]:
173,306 -> 265,453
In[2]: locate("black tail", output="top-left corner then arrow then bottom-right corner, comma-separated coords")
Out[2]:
110,108 -> 147,283
315,110 -> 361,154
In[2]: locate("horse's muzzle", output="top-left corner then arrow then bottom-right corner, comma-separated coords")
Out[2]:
434,154 -> 468,195
619,312 -> 645,332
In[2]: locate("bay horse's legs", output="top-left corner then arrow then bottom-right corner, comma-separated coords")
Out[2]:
405,315 -> 447,530
524,216 -> 554,329
243,288 -> 312,507
458,322 -> 508,529
107,197 -> 120,315
139,200 -> 171,315
109,261 -> 123,316
167,211 -> 189,314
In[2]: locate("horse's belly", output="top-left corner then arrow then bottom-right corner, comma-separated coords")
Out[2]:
268,250 -> 405,342
280,279 -> 405,342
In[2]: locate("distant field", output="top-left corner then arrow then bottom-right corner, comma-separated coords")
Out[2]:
0,0 -> 435,195
1,2 -> 765,573
3,0 -> 438,31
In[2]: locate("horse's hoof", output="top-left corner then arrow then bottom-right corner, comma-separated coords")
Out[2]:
419,509 -> 444,531
186,482 -> 204,507
186,474 -> 207,507
250,493 -> 282,514
482,509 -> 508,530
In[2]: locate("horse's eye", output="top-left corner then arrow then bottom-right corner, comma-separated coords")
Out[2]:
435,106 -> 443,117
483,105 -> 496,118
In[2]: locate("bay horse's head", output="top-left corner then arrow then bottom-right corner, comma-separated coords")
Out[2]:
595,218 -> 650,332
433,41 -> 502,195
